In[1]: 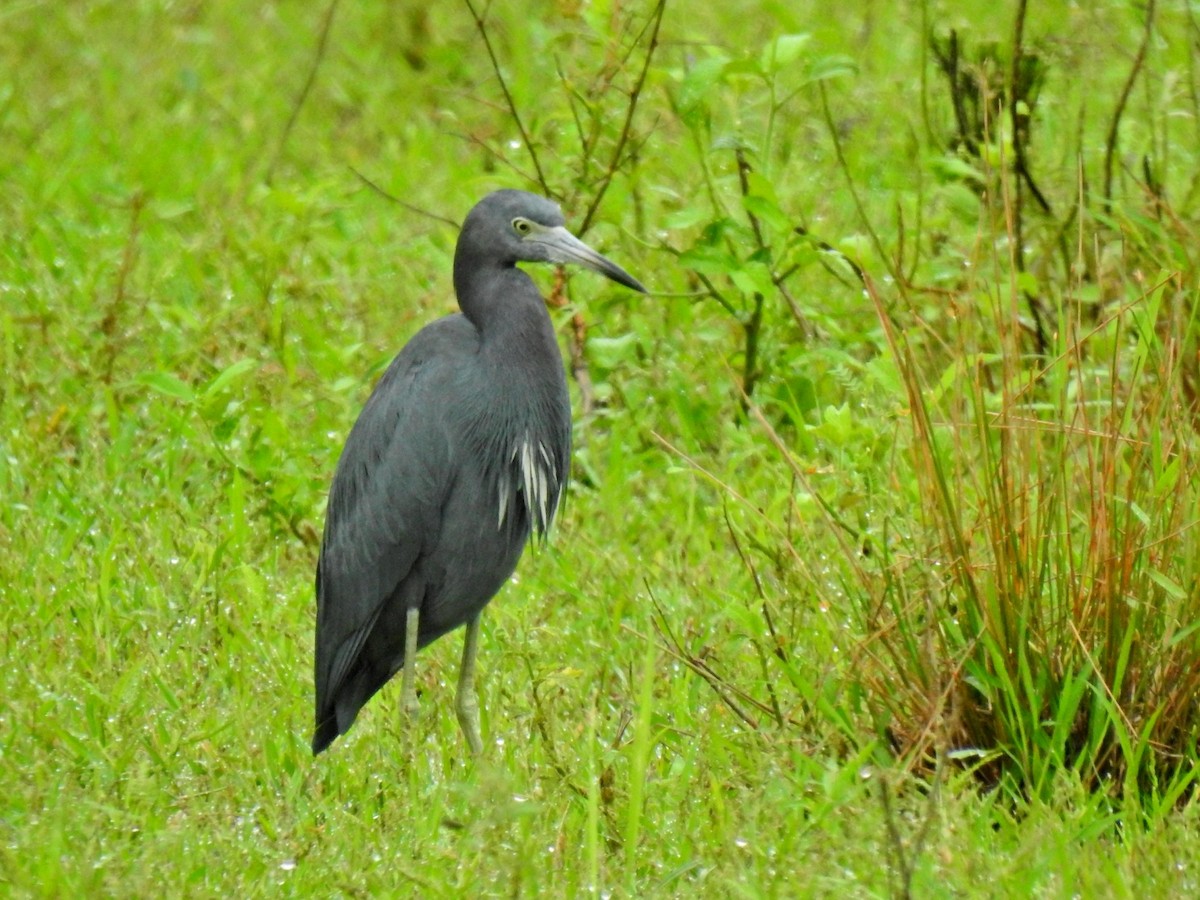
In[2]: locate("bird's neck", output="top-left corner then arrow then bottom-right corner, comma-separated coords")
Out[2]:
453,258 -> 552,343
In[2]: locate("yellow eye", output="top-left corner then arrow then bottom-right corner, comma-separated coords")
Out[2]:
512,218 -> 532,235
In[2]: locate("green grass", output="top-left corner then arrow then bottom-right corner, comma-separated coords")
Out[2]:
3,0 -> 1200,896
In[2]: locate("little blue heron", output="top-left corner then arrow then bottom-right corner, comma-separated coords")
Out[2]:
313,189 -> 645,755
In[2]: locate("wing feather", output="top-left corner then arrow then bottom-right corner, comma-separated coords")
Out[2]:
313,316 -> 476,745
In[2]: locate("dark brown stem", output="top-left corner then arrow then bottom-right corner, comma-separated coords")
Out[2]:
349,166 -> 460,229
267,0 -> 341,185
818,82 -> 901,289
100,192 -> 146,385
1009,0 -> 1048,355
1103,0 -> 1156,205
733,149 -> 766,401
647,588 -> 765,732
577,0 -> 666,235
878,773 -> 915,900
446,129 -> 541,187
463,0 -> 549,192
722,505 -> 786,728
931,30 -> 973,153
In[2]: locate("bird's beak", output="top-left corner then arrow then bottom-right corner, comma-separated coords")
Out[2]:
532,226 -> 647,293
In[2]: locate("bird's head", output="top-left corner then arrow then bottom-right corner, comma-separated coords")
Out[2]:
461,190 -> 646,294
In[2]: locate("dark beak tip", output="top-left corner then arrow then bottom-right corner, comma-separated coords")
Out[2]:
612,271 -> 647,294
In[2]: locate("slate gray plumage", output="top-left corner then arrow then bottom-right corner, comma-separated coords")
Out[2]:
313,190 -> 645,754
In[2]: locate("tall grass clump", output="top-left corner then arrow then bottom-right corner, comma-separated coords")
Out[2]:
850,12 -> 1200,805
867,206 -> 1200,805
667,7 -> 1200,808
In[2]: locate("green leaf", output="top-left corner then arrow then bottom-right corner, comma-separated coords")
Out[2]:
760,33 -> 810,73
152,199 -> 195,220
1016,271 -> 1040,296
1154,457 -> 1180,495
743,195 -> 791,233
202,358 -> 259,401
588,333 -> 639,369
931,154 -> 986,186
678,244 -> 740,277
722,57 -> 764,79
728,261 -> 775,298
710,133 -> 754,153
1147,568 -> 1187,602
676,55 -> 730,123
939,182 -> 984,221
212,415 -> 239,442
805,54 -> 858,83
821,403 -> 854,442
663,206 -> 711,230
139,372 -> 195,402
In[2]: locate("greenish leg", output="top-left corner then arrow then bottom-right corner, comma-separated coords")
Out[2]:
456,614 -> 484,755
400,606 -> 421,722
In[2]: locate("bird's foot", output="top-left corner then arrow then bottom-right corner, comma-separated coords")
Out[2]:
455,690 -> 483,756
401,686 -> 421,723
456,615 -> 484,755
400,606 -> 421,728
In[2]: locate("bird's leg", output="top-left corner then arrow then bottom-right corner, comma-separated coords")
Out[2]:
455,614 -> 484,755
400,606 -> 421,723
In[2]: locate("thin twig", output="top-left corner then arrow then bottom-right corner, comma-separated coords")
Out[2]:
644,587 -> 766,732
555,57 -> 592,168
722,504 -> 786,728
877,773 -> 914,900
349,166 -> 460,228
444,128 -> 541,186
555,2 -> 664,413
1009,1 -> 1052,213
463,0 -> 549,192
817,81 -> 902,288
1103,0 -> 1156,205
267,0 -> 341,185
577,0 -> 666,234
523,656 -> 589,799
930,30 -> 973,153
918,0 -> 936,147
657,241 -> 739,316
101,191 -> 146,385
733,148 -> 766,401
1007,0 -> 1048,356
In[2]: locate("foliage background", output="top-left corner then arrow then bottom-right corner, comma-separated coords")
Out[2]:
2,0 -> 1199,896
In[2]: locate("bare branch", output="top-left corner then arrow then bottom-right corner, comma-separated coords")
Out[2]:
818,81 -> 904,290
645,587 -> 765,733
349,166 -> 461,229
267,0 -> 342,185
577,0 -> 667,235
445,130 -> 541,186
100,191 -> 146,385
463,0 -> 549,192
1103,0 -> 1156,205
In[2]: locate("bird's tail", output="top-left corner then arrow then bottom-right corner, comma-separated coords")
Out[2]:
312,714 -> 339,755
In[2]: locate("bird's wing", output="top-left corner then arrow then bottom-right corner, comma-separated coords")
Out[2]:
314,316 -> 475,717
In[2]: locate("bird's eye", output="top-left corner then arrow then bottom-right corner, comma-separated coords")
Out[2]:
512,218 -> 532,235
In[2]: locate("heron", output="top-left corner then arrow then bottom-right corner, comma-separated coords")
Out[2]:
312,189 -> 645,755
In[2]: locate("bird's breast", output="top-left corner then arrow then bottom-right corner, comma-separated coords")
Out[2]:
467,321 -> 571,540
496,429 -> 562,535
